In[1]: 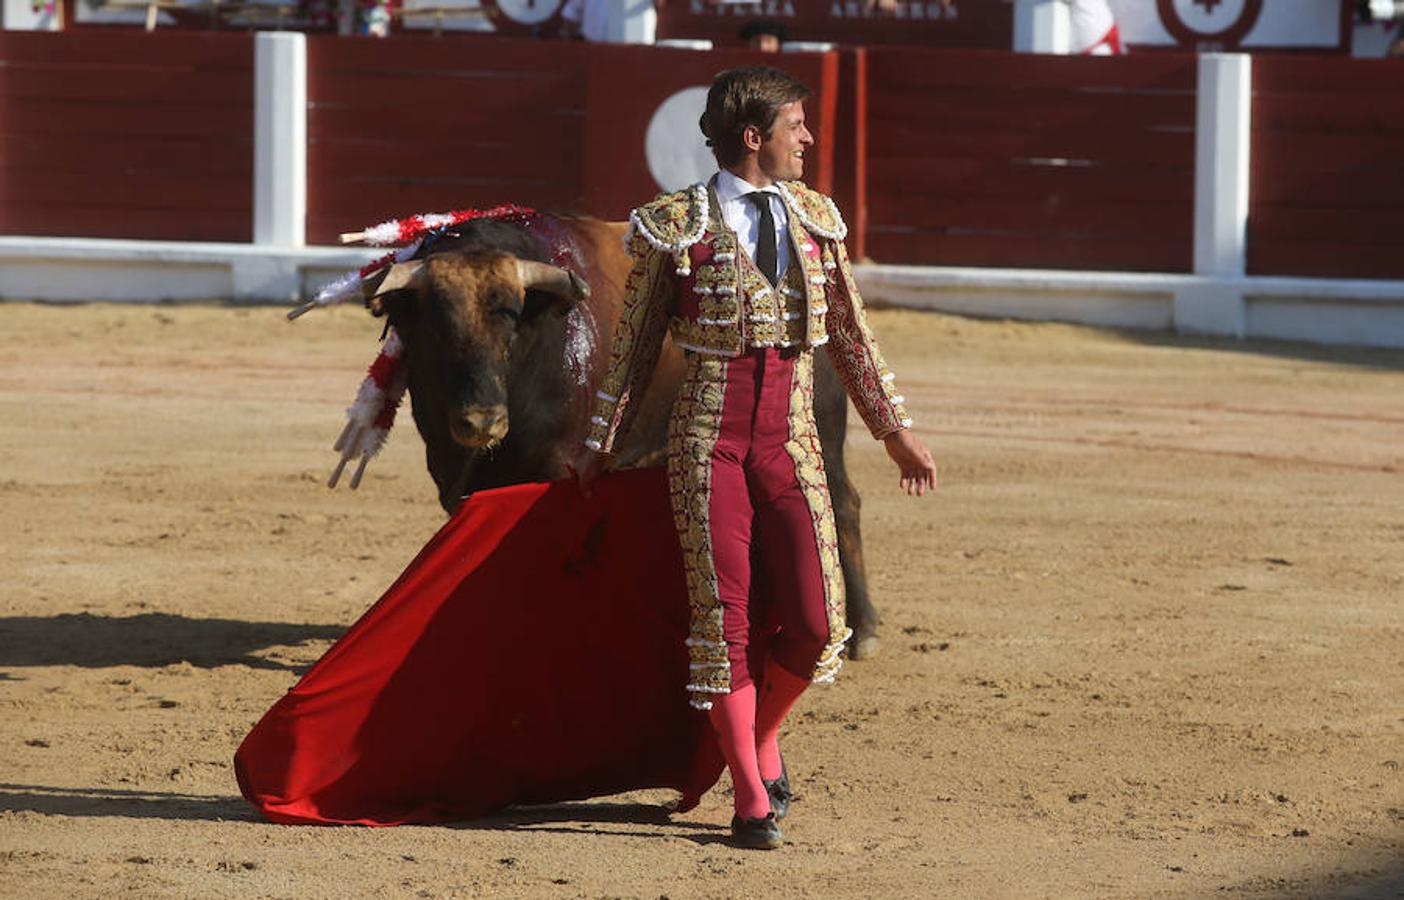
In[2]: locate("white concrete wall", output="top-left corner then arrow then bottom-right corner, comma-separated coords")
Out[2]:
855,266 -> 1404,350
0,238 -> 379,304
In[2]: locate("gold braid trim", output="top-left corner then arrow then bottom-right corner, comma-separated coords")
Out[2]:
824,237 -> 912,440
626,184 -> 709,274
777,180 -> 848,241
667,353 -> 732,710
783,351 -> 852,683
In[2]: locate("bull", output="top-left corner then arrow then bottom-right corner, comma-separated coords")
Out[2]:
361,213 -> 884,658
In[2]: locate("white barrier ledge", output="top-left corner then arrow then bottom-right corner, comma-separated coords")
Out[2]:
856,264 -> 1404,349
0,237 -> 380,304
1,237 -> 1401,350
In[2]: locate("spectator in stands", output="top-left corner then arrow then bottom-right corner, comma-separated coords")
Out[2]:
1063,0 -> 1124,55
738,19 -> 787,53
562,0 -> 666,41
998,0 -> 1123,54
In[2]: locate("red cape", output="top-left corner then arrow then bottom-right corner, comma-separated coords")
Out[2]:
234,468 -> 724,825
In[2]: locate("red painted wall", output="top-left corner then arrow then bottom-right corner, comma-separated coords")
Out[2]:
305,35 -> 589,245
1248,55 -> 1404,279
307,37 -> 840,245
7,33 -> 1403,284
0,32 -> 254,242
863,48 -> 1198,272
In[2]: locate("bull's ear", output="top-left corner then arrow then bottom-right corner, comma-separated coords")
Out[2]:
363,259 -> 426,315
516,259 -> 590,309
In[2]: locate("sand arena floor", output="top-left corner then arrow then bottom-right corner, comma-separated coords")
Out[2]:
0,302 -> 1401,899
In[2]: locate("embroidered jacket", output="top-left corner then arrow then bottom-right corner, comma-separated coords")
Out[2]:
585,180 -> 912,452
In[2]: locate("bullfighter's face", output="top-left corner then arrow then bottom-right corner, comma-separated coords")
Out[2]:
757,99 -> 813,184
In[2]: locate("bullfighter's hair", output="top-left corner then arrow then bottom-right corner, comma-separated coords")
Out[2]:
698,66 -> 810,169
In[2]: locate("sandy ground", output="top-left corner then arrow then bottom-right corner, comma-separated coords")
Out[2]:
0,302 -> 1401,899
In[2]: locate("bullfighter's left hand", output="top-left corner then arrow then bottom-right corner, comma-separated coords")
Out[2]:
883,429 -> 937,497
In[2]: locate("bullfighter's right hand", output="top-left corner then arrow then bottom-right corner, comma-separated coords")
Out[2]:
570,447 -> 608,496
883,428 -> 937,497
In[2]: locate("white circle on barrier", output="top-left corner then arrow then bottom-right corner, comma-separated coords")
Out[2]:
1170,0 -> 1249,33
645,86 -> 715,194
493,0 -> 562,26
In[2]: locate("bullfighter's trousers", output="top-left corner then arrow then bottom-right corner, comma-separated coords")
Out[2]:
667,346 -> 851,711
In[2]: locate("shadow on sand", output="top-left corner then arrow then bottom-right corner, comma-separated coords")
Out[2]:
0,786 -> 733,846
0,782 -> 256,822
1113,326 -> 1404,374
0,613 -> 344,671
452,800 -> 733,846
1227,858 -> 1404,900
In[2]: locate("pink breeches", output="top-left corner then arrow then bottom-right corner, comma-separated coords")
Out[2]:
709,348 -> 829,685
668,346 -> 845,708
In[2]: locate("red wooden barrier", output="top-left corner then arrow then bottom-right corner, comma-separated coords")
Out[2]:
0,31 -> 254,242
307,37 -> 839,242
305,35 -> 589,245
1248,55 -> 1404,280
863,49 -> 1197,271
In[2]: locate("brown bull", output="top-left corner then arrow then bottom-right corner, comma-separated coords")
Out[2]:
366,213 -> 883,657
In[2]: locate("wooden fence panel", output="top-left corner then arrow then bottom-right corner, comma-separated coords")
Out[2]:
864,49 -> 1197,271
1248,55 -> 1404,279
0,31 -> 254,242
305,35 -> 588,245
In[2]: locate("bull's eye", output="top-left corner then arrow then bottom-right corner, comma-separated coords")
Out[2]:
492,307 -> 521,325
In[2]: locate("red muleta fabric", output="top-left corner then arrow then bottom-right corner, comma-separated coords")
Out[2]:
234,468 -> 724,825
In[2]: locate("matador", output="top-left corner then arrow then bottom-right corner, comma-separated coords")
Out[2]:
574,66 -> 936,850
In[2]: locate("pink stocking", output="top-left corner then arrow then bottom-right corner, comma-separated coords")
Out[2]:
754,661 -> 810,781
708,685 -> 771,819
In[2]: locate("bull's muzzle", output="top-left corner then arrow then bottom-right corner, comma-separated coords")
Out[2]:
451,405 -> 509,448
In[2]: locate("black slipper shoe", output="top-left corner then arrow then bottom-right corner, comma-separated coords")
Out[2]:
762,758 -> 792,821
730,811 -> 784,850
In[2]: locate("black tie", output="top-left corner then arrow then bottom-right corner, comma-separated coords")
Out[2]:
746,191 -> 778,287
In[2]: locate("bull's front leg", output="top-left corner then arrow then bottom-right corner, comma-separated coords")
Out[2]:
813,355 -> 881,660
829,466 -> 880,659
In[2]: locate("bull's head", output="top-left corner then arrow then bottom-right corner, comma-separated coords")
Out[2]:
366,250 -> 589,449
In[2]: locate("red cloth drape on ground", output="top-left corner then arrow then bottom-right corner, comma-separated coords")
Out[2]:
234,468 -> 724,826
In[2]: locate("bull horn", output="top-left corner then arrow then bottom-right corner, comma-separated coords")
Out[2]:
516,259 -> 590,305
366,259 -> 426,299
359,259 -> 424,315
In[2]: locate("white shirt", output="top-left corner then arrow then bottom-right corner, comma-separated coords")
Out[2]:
712,170 -> 793,279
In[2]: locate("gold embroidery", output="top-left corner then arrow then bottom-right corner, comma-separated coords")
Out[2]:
691,256 -> 742,326
823,237 -> 912,439
629,185 -> 709,255
782,351 -> 851,683
741,263 -> 807,348
777,180 -> 848,240
666,353 -> 732,708
584,232 -> 673,452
